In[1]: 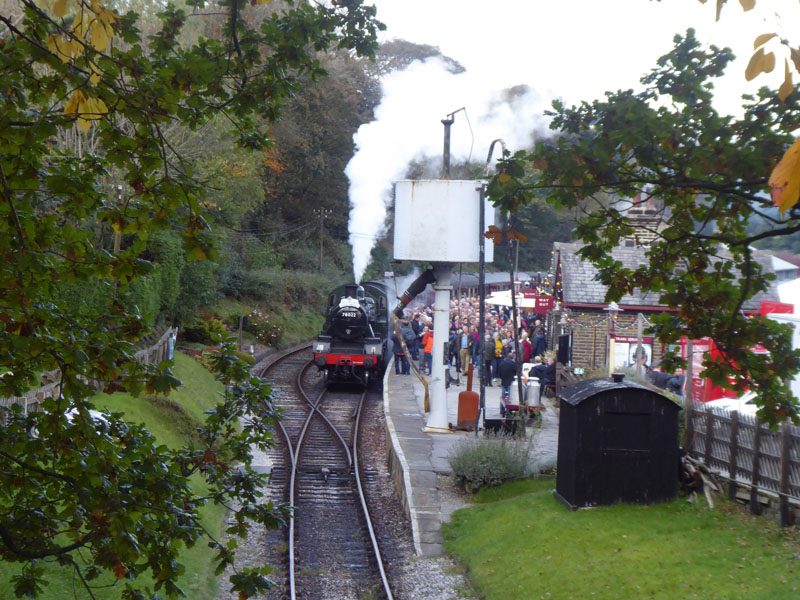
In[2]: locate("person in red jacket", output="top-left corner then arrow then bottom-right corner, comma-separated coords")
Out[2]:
520,330 -> 533,363
421,325 -> 434,374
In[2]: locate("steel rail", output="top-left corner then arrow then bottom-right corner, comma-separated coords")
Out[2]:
256,346 -> 314,600
286,360 -> 321,600
353,390 -> 395,600
265,347 -> 392,599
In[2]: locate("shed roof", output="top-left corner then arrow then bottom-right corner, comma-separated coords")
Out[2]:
560,376 -> 681,408
555,242 -> 779,311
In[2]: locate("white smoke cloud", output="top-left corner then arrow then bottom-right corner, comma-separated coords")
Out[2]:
347,0 -> 797,282
346,56 -> 550,282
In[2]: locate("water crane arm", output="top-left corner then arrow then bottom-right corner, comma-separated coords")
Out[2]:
392,269 -> 436,318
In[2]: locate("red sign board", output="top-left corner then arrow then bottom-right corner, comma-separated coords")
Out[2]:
521,292 -> 554,314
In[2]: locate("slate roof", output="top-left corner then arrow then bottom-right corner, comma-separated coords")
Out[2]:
555,242 -> 780,311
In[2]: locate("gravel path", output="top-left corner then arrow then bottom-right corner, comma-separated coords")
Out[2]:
215,355 -> 476,600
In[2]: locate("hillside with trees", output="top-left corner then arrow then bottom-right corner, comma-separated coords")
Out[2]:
0,0 -> 382,597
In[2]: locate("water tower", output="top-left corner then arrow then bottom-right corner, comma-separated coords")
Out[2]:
393,116 -> 495,430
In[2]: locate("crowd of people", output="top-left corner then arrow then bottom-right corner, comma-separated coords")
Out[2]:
389,294 -> 686,399
389,295 -> 556,398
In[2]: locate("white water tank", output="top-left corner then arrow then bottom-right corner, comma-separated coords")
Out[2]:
393,179 -> 495,263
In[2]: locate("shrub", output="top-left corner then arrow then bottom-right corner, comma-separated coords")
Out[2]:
244,310 -> 282,347
448,436 -> 530,493
235,351 -> 256,366
182,315 -> 229,345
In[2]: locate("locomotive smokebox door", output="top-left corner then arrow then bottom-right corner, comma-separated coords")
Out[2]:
554,374 -> 681,509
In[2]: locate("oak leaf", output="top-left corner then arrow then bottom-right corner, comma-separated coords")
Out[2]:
484,225 -> 502,245
779,59 -> 793,102
753,33 -> 776,49
507,229 -> 529,243
769,136 -> 800,214
745,47 -> 775,81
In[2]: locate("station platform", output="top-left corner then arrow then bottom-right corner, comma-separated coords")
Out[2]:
383,367 -> 559,557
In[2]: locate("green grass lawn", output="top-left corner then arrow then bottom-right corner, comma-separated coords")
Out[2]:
0,352 -> 230,600
444,479 -> 800,600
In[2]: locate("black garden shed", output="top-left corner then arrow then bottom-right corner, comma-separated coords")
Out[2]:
554,374 -> 681,509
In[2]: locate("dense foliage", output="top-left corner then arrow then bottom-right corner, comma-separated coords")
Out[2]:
488,30 -> 800,425
0,0 -> 381,597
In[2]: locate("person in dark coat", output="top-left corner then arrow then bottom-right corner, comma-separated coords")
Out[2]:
390,331 -> 410,375
530,355 -> 556,400
531,327 -> 547,359
483,334 -> 495,386
410,314 -> 421,360
666,368 -> 686,396
497,352 -> 518,400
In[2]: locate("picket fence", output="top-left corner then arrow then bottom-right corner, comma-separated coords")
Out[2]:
685,401 -> 800,526
0,327 -> 177,420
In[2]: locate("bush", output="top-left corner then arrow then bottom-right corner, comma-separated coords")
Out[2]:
235,351 -> 256,366
448,436 -> 530,493
244,310 -> 282,347
182,315 -> 229,345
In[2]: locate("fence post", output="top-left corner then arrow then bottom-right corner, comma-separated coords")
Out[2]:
685,402 -> 695,453
749,417 -> 763,516
779,422 -> 792,527
728,410 -> 740,502
704,407 -> 714,465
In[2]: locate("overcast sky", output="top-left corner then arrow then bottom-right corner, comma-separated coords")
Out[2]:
347,0 -> 800,281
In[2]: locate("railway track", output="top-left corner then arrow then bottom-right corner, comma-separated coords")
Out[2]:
259,347 -> 394,600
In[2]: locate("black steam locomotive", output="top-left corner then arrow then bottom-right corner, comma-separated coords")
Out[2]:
312,282 -> 390,387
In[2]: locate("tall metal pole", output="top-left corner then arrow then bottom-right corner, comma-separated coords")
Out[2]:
508,231 -> 525,417
313,208 -> 331,272
441,117 -> 454,180
476,139 -> 505,434
319,210 -> 324,271
476,183 -> 487,435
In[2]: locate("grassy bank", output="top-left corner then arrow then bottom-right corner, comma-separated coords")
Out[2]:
444,479 -> 800,600
0,353 -> 229,600
213,297 -> 324,348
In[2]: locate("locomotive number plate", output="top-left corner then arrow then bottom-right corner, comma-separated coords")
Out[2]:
341,311 -> 358,318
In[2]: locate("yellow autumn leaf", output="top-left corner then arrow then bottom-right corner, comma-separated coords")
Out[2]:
745,47 -> 775,81
53,0 -> 68,18
753,32 -> 776,50
779,59 -> 794,102
793,49 -> 800,74
83,96 -> 97,117
96,7 -> 119,30
47,35 -> 73,62
769,136 -> 800,215
89,19 -> 110,52
64,89 -> 84,116
739,0 -> 756,11
45,34 -> 60,55
94,96 -> 108,116
70,15 -> 87,39
89,63 -> 101,85
77,115 -> 91,133
497,173 -> 512,184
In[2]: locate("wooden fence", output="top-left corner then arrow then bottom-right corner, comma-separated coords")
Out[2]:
685,401 -> 800,526
0,327 -> 177,420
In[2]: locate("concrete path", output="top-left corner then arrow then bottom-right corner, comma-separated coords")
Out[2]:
383,367 -> 559,556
